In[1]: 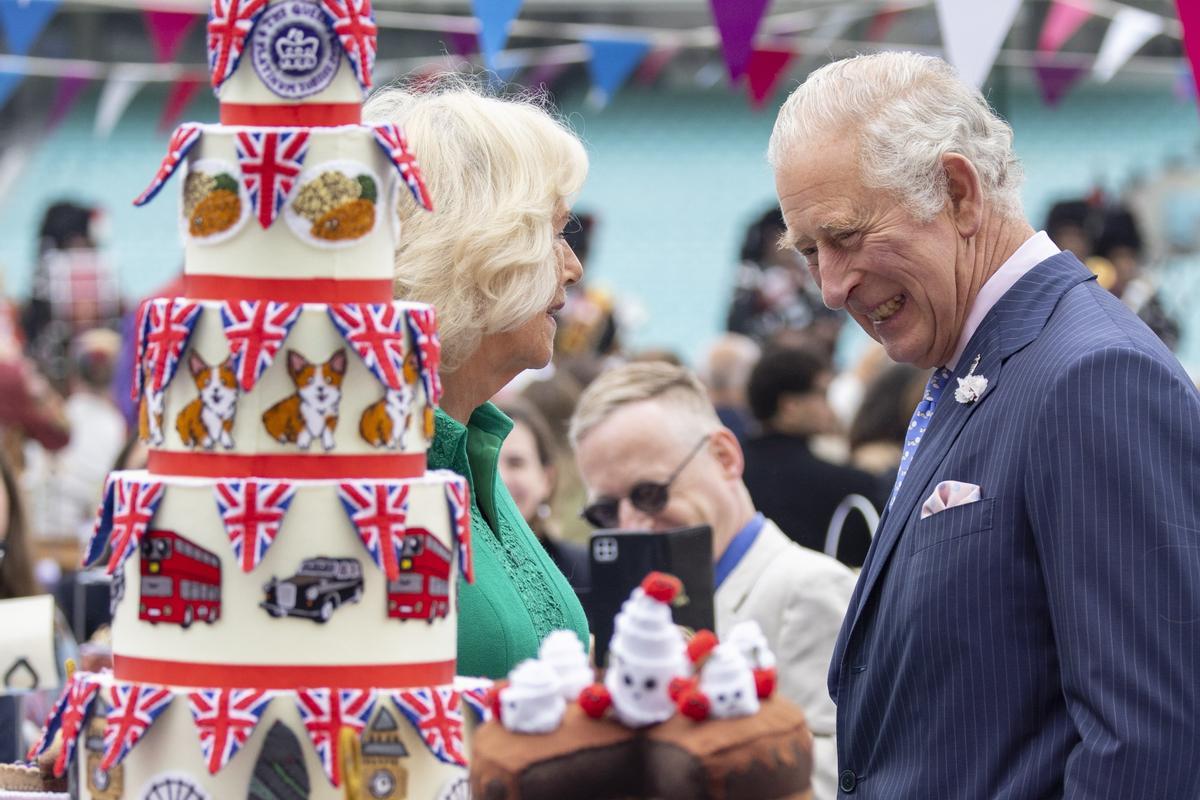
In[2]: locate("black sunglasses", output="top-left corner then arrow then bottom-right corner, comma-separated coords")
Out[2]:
581,435 -> 710,529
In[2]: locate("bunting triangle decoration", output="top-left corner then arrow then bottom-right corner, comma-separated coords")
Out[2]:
105,478 -> 167,575
187,688 -> 274,774
95,65 -> 146,139
1179,0 -> 1200,102
142,298 -> 203,394
214,480 -> 297,573
0,0 -> 61,56
295,688 -> 377,787
391,688 -> 467,767
585,36 -> 651,107
471,0 -> 523,74
338,482 -> 411,581
235,130 -> 311,229
371,124 -> 434,211
52,674 -> 102,777
207,0 -> 270,91
130,299 -> 152,401
710,0 -> 772,81
444,476 -> 473,583
133,124 -> 203,207
144,10 -> 200,64
745,47 -> 795,109
1034,58 -> 1087,107
934,0 -> 1021,88
219,300 -> 303,392
100,683 -> 174,771
405,307 -> 442,405
47,75 -> 88,132
26,683 -> 71,761
1093,7 -> 1165,83
319,0 -> 378,92
327,303 -> 411,391
82,474 -> 117,567
454,677 -> 493,723
1038,0 -> 1092,55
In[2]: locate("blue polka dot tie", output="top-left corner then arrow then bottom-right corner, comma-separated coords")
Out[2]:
889,367 -> 953,510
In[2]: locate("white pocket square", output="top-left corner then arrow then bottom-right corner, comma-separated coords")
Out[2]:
921,480 -> 983,519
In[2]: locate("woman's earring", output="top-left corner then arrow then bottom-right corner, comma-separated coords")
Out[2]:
536,502 -> 552,520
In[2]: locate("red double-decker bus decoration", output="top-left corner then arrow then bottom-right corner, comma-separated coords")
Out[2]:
386,527 -> 451,622
139,529 -> 222,628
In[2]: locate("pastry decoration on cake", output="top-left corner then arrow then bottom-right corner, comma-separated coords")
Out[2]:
21,2 -> 491,797
470,573 -> 816,800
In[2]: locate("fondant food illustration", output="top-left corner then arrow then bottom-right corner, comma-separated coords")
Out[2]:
184,170 -> 242,237
291,171 -> 377,241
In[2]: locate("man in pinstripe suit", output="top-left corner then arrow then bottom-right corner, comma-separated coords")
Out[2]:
769,52 -> 1200,798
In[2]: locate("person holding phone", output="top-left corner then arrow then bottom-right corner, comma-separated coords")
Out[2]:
570,360 -> 855,800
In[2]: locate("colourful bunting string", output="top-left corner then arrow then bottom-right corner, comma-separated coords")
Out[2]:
94,65 -> 146,139
105,478 -> 166,575
1038,0 -> 1092,55
0,0 -> 61,56
328,303 -> 411,391
934,0 -> 1021,88
391,688 -> 467,767
1093,7 -> 1164,84
584,36 -> 651,107
188,688 -> 273,774
745,47 -> 794,109
370,123 -> 434,211
214,480 -> 297,573
444,476 -> 472,584
1175,0 -> 1200,103
471,0 -> 523,73
207,0 -> 269,91
295,688 -> 377,787
143,10 -> 200,64
219,300 -> 303,392
320,0 -> 377,91
710,0 -> 771,81
338,481 -> 411,581
1034,57 -> 1087,107
100,683 -> 173,771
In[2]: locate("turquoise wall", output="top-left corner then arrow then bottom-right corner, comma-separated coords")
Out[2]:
1,77 -> 1197,370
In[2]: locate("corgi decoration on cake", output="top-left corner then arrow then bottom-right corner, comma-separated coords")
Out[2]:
359,348 -> 420,449
262,349 -> 348,451
176,353 -> 239,450
137,364 -> 165,446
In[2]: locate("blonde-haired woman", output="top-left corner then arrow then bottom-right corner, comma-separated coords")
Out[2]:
363,79 -> 588,678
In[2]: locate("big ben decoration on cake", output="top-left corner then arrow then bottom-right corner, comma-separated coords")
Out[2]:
29,2 -> 482,797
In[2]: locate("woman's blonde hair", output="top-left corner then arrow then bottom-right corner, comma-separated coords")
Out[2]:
363,76 -> 589,372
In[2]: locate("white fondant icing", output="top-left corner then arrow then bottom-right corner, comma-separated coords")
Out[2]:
697,644 -> 760,720
604,587 -> 687,728
499,660 -> 565,734
537,630 -> 593,701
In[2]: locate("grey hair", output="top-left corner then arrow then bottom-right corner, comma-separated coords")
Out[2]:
768,51 -> 1024,221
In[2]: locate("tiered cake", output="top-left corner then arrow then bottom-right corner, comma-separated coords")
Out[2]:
27,2 -> 486,798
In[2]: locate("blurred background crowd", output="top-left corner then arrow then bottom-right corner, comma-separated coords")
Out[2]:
0,0 -> 1198,758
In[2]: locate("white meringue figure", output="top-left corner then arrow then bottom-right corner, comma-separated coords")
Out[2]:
726,619 -> 777,671
539,630 -> 594,701
604,587 -> 688,727
499,659 -> 566,734
698,643 -> 760,720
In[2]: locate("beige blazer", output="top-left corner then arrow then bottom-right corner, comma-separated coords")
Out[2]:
715,518 -> 857,800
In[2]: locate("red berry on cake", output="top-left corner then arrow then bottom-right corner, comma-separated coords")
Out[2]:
578,683 -> 613,719
754,667 -> 778,700
678,687 -> 711,722
686,629 -> 719,667
668,675 -> 695,703
640,571 -> 683,604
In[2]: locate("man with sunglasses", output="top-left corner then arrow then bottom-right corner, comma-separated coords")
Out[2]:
570,360 -> 856,800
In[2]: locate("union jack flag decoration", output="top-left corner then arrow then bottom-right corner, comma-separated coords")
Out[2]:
214,480 -> 297,572
445,477 -> 473,583
235,130 -> 310,229
219,300 -> 303,392
370,124 -> 433,211
133,125 -> 202,206
320,0 -> 377,91
82,474 -> 117,567
187,688 -> 273,774
295,688 -> 377,786
327,303 -> 410,391
405,306 -> 442,405
142,298 -> 202,393
391,687 -> 467,766
27,683 -> 71,760
100,682 -> 174,771
337,482 -> 410,581
207,0 -> 269,90
454,677 -> 493,723
130,299 -> 152,401
105,478 -> 166,575
52,673 -> 102,777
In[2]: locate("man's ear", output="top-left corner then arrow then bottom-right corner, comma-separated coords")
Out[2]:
708,428 -> 744,480
942,152 -> 984,239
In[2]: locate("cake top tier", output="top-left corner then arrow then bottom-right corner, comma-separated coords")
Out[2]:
210,0 -> 377,127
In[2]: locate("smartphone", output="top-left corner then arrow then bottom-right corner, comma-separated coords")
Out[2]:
584,525 -> 714,667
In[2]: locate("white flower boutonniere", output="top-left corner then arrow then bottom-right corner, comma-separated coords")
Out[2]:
954,355 -> 987,404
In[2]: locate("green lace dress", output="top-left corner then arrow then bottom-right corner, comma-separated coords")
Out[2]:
429,402 -> 590,678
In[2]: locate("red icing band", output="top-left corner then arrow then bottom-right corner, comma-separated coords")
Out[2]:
219,102 -> 362,127
184,275 -> 394,303
113,654 -> 456,690
148,450 -> 425,480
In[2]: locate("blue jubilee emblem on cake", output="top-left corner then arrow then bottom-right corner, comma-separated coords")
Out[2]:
251,0 -> 341,100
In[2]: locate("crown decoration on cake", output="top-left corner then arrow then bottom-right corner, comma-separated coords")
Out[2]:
207,0 -> 271,90
187,688 -> 274,774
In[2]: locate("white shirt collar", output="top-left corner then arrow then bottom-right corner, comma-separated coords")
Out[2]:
946,231 -> 1060,371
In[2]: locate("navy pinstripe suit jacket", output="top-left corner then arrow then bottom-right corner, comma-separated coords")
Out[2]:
829,252 -> 1200,799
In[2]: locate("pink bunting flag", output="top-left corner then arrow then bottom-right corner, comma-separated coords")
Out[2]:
1178,0 -> 1200,103
47,75 -> 88,132
710,0 -> 772,81
635,46 -> 680,86
1038,0 -> 1092,55
1034,57 -> 1087,107
143,10 -> 200,63
745,47 -> 795,109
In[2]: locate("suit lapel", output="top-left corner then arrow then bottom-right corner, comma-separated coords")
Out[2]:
845,252 -> 1097,633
